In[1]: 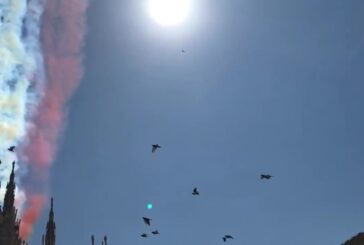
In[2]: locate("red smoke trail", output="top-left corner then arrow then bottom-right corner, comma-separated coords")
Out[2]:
19,194 -> 46,239
20,0 -> 88,239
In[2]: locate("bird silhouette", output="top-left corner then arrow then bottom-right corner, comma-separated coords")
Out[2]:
181,49 -> 186,53
152,144 -> 161,153
142,217 -> 152,226
223,235 -> 234,242
260,174 -> 272,180
151,230 -> 159,235
192,187 -> 199,195
141,233 -> 148,238
8,146 -> 15,152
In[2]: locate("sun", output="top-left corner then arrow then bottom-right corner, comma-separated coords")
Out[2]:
149,0 -> 191,26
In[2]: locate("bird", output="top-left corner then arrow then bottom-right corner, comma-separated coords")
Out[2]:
142,217 -> 152,226
192,187 -> 199,195
8,146 -> 15,152
141,233 -> 148,238
152,144 -> 161,153
260,174 -> 273,180
223,235 -> 234,242
151,230 -> 159,235
181,49 -> 186,53
0,160 -> 1,165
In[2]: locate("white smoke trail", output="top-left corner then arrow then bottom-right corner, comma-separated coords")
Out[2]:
0,0 -> 44,211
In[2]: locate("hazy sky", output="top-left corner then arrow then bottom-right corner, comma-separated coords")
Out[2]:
30,0 -> 364,244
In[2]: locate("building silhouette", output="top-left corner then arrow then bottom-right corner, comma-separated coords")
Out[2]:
42,198 -> 55,245
0,162 -> 23,245
0,162 -> 108,244
342,233 -> 364,245
0,161 -> 57,245
1,161 -> 360,244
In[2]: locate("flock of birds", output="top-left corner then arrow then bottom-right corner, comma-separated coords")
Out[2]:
139,144 -> 273,242
142,52 -> 272,240
0,50 -> 274,243
140,217 -> 158,238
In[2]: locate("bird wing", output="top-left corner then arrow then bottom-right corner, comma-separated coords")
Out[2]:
143,217 -> 150,224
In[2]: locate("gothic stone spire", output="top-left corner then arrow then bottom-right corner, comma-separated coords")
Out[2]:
45,198 -> 56,245
3,161 -> 16,215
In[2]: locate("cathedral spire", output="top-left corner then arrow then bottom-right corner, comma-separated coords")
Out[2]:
0,161 -> 22,245
3,161 -> 16,214
45,198 -> 56,245
104,235 -> 107,245
91,235 -> 95,245
10,161 -> 15,182
49,198 -> 54,221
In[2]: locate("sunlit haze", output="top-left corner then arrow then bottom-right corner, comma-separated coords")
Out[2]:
149,0 -> 191,26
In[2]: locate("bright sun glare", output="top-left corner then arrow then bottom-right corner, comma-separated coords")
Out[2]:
149,0 -> 191,26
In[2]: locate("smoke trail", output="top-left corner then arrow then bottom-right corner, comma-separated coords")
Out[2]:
0,0 -> 44,214
19,0 -> 89,239
19,194 -> 46,239
25,0 -> 88,166
0,0 -> 88,239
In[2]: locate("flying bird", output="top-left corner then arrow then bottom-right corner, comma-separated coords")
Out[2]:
8,146 -> 15,152
151,230 -> 159,235
181,49 -> 185,53
192,187 -> 199,195
260,174 -> 273,180
152,144 -> 161,153
142,217 -> 152,226
141,233 -> 148,238
223,235 -> 234,242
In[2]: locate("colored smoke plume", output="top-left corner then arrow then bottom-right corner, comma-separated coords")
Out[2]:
26,0 -> 88,166
19,194 -> 46,239
0,0 -> 88,238
20,0 -> 89,238
0,0 -> 44,214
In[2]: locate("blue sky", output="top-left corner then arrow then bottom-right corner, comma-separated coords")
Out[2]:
30,0 -> 364,244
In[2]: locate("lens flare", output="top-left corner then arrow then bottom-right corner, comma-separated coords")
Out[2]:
147,203 -> 153,210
